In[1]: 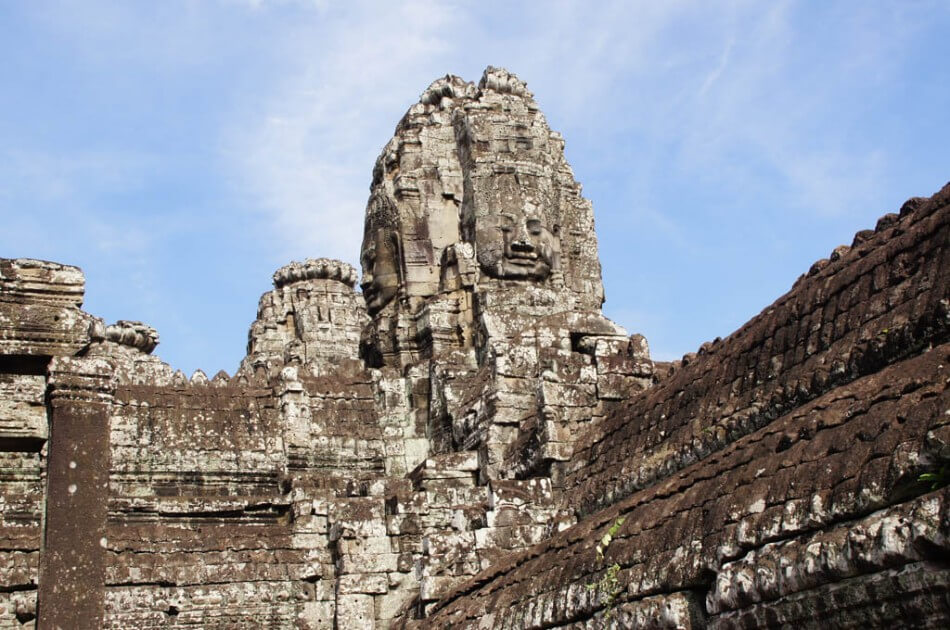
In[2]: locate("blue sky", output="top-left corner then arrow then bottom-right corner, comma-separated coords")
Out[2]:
1,0 -> 948,375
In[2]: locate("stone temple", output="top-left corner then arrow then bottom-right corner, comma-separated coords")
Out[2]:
0,67 -> 948,629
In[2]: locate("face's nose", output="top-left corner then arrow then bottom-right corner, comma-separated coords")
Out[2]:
509,220 -> 534,251
360,270 -> 374,291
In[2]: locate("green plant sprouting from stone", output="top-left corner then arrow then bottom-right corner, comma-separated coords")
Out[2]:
918,465 -> 949,490
587,516 -> 626,619
595,516 -> 625,561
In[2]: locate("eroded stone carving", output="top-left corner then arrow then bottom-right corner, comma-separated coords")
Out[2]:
273,257 -> 359,289
478,65 -> 530,97
352,68 -> 651,490
472,203 -> 562,282
0,258 -> 94,356
89,320 -> 159,354
242,257 -> 366,379
360,193 -> 403,316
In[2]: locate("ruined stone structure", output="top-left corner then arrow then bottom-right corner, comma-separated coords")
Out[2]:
0,67 -> 947,629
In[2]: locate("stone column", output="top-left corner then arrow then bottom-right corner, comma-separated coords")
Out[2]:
278,365 -> 313,451
37,357 -> 115,630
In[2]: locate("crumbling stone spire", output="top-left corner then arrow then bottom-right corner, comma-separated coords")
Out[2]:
240,257 -> 366,379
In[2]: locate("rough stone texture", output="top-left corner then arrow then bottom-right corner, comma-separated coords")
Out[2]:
0,259 -> 99,629
360,67 -> 650,487
0,258 -> 93,358
561,181 -> 949,520
418,182 -> 950,628
241,258 -> 367,380
421,345 -> 950,628
39,356 -> 116,630
0,67 -> 948,628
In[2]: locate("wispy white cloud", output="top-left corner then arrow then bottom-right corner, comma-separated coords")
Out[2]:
219,0 -> 919,269
662,1 -> 919,219
221,0 -> 718,267
223,0 -> 461,266
224,0 -> 330,9
699,36 -> 735,97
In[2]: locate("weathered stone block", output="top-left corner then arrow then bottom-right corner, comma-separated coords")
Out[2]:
336,593 -> 375,627
338,573 -> 388,595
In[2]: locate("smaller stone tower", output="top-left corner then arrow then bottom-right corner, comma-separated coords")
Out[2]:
240,258 -> 367,379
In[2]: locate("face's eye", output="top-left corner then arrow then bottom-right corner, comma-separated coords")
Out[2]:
527,218 -> 542,235
361,248 -> 375,269
499,214 -> 515,231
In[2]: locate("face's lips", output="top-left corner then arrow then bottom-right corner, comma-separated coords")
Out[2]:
507,240 -> 538,262
508,257 -> 538,266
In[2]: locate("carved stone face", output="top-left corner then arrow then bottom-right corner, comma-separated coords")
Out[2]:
360,228 -> 401,316
476,210 -> 560,281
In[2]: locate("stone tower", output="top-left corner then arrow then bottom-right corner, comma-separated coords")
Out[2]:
241,258 -> 366,379
359,67 -> 653,479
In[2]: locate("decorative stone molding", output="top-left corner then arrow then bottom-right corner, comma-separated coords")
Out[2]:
46,356 -> 116,404
272,258 -> 358,289
0,258 -> 85,307
478,66 -> 532,98
89,319 -> 159,354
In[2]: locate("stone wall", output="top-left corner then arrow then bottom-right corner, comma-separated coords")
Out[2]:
562,184 -> 949,519
416,186 -> 950,627
422,347 -> 950,628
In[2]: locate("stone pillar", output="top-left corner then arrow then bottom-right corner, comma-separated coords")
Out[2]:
37,357 -> 115,630
278,365 -> 313,450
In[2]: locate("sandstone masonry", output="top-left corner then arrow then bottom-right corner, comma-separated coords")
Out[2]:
0,67 -> 947,629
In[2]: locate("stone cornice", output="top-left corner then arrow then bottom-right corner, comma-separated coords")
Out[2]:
272,258 -> 358,289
